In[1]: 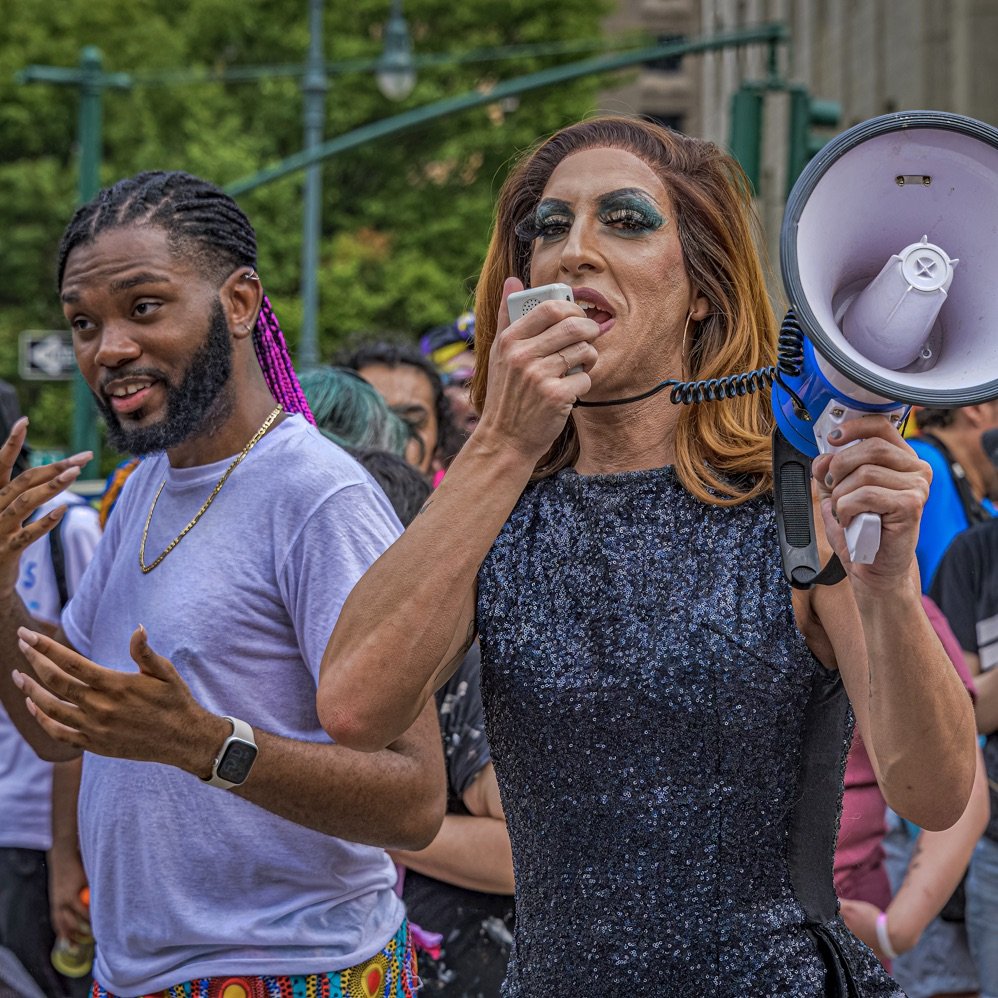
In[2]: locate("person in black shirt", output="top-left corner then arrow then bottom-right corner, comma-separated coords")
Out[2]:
930,523 -> 998,998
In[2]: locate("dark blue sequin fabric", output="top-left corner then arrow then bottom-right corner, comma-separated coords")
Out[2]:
476,466 -> 905,997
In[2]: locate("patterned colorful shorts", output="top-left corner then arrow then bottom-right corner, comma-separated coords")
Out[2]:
91,921 -> 418,998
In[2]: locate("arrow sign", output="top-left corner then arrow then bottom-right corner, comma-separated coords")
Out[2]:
19,331 -> 77,380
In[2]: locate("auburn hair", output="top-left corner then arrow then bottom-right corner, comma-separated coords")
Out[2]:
472,116 -> 778,506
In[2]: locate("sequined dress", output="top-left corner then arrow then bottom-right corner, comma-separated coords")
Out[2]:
476,466 -> 905,997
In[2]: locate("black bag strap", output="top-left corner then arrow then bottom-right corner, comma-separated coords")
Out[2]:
919,432 -> 991,526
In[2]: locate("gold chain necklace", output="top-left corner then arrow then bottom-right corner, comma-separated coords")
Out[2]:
139,405 -> 282,574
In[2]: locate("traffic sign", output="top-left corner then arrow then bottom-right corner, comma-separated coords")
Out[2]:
19,330 -> 77,380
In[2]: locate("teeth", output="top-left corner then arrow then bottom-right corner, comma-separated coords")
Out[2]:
576,299 -> 597,309
110,383 -> 151,398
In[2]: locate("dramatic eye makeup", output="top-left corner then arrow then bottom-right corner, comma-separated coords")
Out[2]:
596,188 -> 664,235
515,199 -> 573,243
515,188 -> 665,243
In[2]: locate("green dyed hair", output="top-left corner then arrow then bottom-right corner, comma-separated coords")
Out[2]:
298,366 -> 410,456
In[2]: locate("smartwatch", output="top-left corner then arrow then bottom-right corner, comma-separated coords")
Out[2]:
203,716 -> 258,789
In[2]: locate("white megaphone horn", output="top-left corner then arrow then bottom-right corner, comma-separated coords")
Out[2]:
771,110 -> 998,588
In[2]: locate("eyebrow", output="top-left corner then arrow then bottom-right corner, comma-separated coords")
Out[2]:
535,198 -> 573,213
596,187 -> 659,207
109,272 -> 173,294
61,271 -> 173,305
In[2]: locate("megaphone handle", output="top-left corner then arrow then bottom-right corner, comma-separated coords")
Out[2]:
813,401 -> 907,566
843,513 -> 882,565
772,428 -> 846,589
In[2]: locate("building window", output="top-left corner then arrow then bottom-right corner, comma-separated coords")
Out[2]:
645,35 -> 686,73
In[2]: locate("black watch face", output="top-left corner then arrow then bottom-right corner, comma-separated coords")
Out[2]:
217,740 -> 258,784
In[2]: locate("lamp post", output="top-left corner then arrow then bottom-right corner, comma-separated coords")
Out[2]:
17,47 -> 132,478
376,0 -> 416,101
297,0 -> 416,369
298,0 -> 327,370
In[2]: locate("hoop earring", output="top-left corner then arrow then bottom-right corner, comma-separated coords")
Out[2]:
681,311 -> 693,379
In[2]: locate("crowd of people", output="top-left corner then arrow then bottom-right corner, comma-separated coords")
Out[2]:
0,115 -> 993,998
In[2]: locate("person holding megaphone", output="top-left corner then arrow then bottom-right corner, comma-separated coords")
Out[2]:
321,116 -> 980,996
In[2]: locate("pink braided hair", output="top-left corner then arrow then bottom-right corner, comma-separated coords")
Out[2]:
253,296 -> 316,425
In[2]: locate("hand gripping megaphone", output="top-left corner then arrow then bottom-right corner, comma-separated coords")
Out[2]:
771,110 -> 998,588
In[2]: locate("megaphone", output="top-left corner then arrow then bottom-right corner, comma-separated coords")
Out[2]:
772,110 -> 998,587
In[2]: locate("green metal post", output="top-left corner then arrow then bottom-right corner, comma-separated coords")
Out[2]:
73,46 -> 104,476
729,84 -> 764,193
299,0 -> 327,370
786,86 -> 841,194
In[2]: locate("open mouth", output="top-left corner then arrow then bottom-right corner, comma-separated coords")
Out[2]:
573,288 -> 616,331
103,377 -> 159,415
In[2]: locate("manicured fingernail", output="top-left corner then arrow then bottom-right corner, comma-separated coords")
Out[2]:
12,417 -> 27,432
11,670 -> 23,689
68,452 -> 93,466
824,474 -> 834,487
48,509 -> 64,521
17,627 -> 37,646
25,698 -> 37,717
829,429 -> 843,441
56,468 -> 80,484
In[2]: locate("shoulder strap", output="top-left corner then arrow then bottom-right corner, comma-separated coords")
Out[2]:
919,432 -> 991,526
48,510 -> 69,609
772,429 -> 847,589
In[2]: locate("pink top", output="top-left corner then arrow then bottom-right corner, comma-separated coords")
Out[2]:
834,596 -> 975,907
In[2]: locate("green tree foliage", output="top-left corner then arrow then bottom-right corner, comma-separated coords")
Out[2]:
0,0 -> 614,451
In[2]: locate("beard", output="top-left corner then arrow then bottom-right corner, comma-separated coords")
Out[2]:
95,299 -> 235,456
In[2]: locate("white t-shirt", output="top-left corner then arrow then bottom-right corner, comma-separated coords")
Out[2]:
62,416 -> 405,994
0,493 -> 101,850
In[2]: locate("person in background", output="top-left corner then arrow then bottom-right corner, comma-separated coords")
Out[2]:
421,314 -> 479,441
0,413 -> 100,998
930,519 -> 998,998
836,596 -> 988,998
910,405 -> 998,589
339,341 -> 463,480
299,366 -> 411,458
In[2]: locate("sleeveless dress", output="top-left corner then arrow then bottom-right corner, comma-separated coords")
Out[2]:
476,466 -> 905,997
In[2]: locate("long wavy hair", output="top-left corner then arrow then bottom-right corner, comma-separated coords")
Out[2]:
472,117 -> 778,506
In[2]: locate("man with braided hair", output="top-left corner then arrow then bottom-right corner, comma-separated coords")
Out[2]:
0,171 -> 444,998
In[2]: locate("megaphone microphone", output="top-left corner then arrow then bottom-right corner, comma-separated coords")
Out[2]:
771,110 -> 998,587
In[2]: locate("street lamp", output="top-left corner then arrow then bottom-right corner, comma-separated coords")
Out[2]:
298,0 -> 417,368
376,0 -> 416,101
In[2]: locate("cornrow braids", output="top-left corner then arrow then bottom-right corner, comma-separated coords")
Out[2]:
57,170 -> 315,424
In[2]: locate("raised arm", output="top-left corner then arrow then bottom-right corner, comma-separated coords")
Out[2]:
318,281 -> 601,751
802,418 -> 977,831
0,418 -> 92,761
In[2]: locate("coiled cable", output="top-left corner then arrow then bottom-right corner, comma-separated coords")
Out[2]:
575,310 -> 807,410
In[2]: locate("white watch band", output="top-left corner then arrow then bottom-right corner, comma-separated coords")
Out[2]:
204,716 -> 257,789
